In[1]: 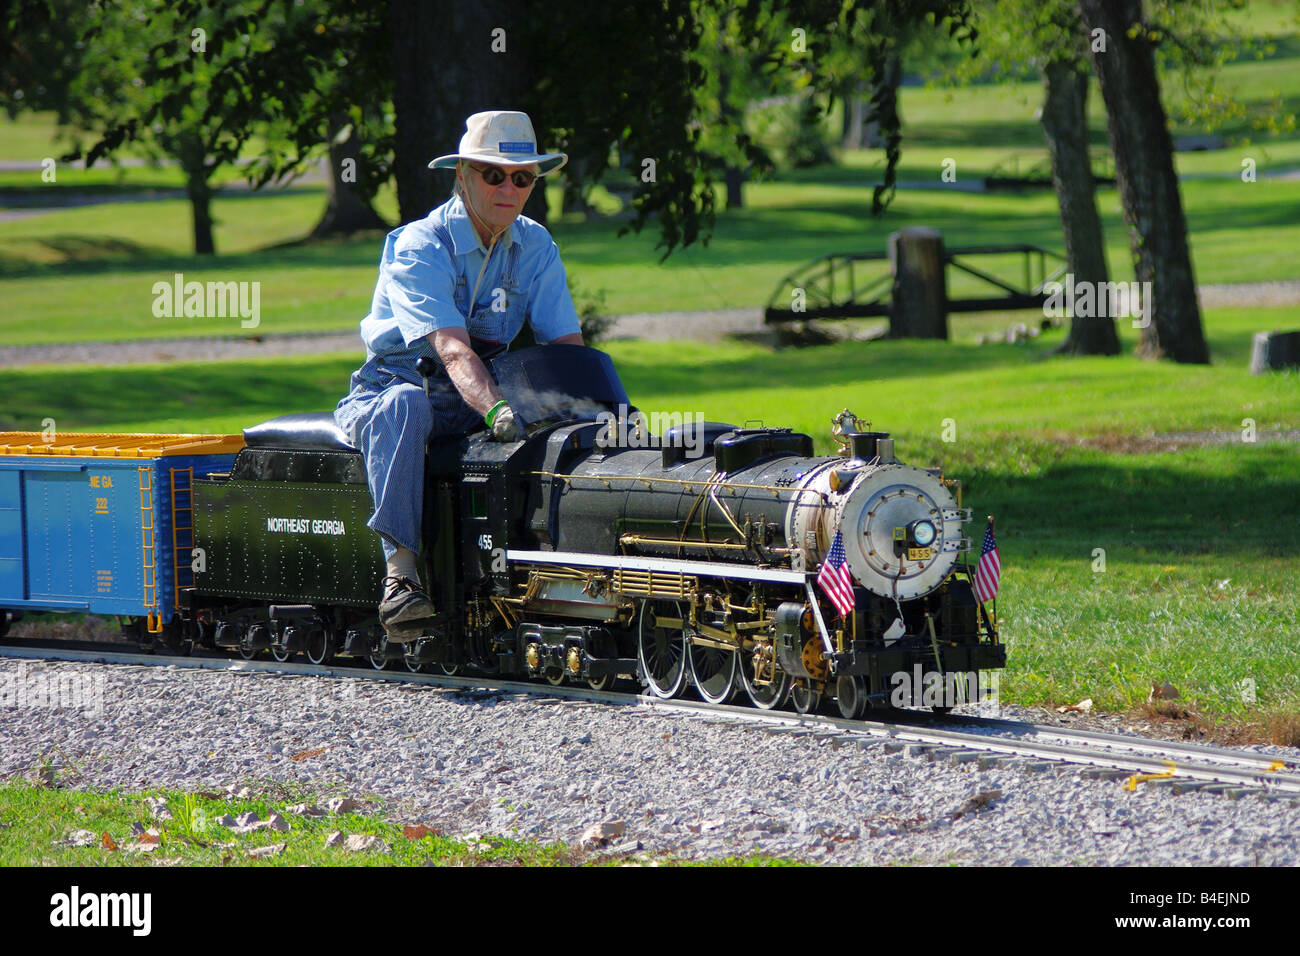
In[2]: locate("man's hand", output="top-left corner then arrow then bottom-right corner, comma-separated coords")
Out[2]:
491,404 -> 519,442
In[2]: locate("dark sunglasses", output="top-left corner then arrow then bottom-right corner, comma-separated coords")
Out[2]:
469,164 -> 537,189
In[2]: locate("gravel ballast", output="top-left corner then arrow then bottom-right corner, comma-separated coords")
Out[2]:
2,658 -> 1298,865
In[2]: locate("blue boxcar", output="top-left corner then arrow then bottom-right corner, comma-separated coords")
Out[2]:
0,433 -> 241,629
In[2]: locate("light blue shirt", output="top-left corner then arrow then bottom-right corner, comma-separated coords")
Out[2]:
348,195 -> 580,391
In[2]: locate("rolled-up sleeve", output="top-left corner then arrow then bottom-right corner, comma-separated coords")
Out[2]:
385,236 -> 466,346
525,239 -> 582,343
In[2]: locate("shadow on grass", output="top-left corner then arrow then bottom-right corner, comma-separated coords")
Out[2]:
614,337 -> 1047,395
0,341 -> 1048,432
0,230 -> 387,280
0,356 -> 358,432
0,180 -> 184,199
966,444 -> 1300,559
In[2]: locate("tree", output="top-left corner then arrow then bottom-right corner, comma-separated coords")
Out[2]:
1078,0 -> 1208,363
309,114 -> 389,238
947,0 -> 1118,356
338,0 -> 977,251
756,0 -> 978,215
1039,52 -> 1118,355
691,3 -> 774,210
0,0 -> 84,121
7,0 -> 979,259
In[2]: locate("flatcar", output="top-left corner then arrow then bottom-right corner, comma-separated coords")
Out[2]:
0,345 -> 1003,718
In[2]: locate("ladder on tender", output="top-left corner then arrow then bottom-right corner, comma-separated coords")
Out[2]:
139,466 -> 161,633
170,467 -> 194,609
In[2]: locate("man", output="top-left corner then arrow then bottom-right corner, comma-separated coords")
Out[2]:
335,110 -> 583,640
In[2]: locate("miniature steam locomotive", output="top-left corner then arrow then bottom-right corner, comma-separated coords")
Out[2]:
0,345 -> 1003,718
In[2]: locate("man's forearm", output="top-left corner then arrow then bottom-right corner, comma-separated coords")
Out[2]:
429,328 -> 585,419
430,330 -> 501,418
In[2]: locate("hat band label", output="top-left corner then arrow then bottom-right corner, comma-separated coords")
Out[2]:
498,141 -> 534,154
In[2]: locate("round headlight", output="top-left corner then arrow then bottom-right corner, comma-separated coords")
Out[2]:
910,519 -> 937,548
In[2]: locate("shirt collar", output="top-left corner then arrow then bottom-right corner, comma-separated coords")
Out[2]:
446,196 -> 516,256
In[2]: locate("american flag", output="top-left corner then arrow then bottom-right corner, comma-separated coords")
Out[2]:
817,530 -> 856,618
973,519 -> 1001,604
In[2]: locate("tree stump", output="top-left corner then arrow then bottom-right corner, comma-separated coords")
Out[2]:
889,227 -> 948,339
1250,331 -> 1300,374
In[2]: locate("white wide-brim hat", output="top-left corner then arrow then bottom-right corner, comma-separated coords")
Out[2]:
428,110 -> 568,175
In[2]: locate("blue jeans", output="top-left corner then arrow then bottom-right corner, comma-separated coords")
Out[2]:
335,381 -> 481,561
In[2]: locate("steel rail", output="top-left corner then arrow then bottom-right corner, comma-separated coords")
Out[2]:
938,714 -> 1300,775
2,642 -> 1298,796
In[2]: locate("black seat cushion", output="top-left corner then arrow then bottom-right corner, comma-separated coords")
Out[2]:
242,412 -> 357,452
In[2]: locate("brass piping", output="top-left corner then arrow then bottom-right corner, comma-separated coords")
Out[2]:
531,469 -> 827,500
618,534 -> 798,555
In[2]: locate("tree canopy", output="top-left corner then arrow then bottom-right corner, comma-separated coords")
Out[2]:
2,0 -> 978,256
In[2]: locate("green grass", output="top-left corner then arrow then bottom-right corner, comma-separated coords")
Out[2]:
0,779 -> 801,866
0,780 -> 572,866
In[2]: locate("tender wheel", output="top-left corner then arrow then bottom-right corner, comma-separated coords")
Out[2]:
238,644 -> 262,661
585,631 -> 621,691
271,645 -> 296,663
544,667 -> 567,686
790,680 -> 821,715
369,642 -> 392,670
191,618 -> 217,651
439,662 -> 461,676
740,649 -> 791,711
126,617 -> 155,653
637,601 -> 688,700
689,643 -> 738,705
405,652 -> 428,674
836,675 -> 866,720
305,629 -> 334,666
157,621 -> 192,657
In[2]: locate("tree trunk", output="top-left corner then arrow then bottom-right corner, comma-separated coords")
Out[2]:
1041,58 -> 1118,356
387,0 -> 538,226
865,49 -> 901,152
842,93 -> 873,149
560,156 -> 597,218
177,136 -> 214,255
186,174 -> 214,256
1077,0 -> 1209,364
311,114 -> 389,238
717,42 -> 743,210
724,167 -> 744,210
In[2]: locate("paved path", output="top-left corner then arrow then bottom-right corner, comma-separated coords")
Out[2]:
0,283 -> 1296,368
0,310 -> 769,368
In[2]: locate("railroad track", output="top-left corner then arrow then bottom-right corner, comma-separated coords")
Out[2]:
3,640 -> 1298,800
